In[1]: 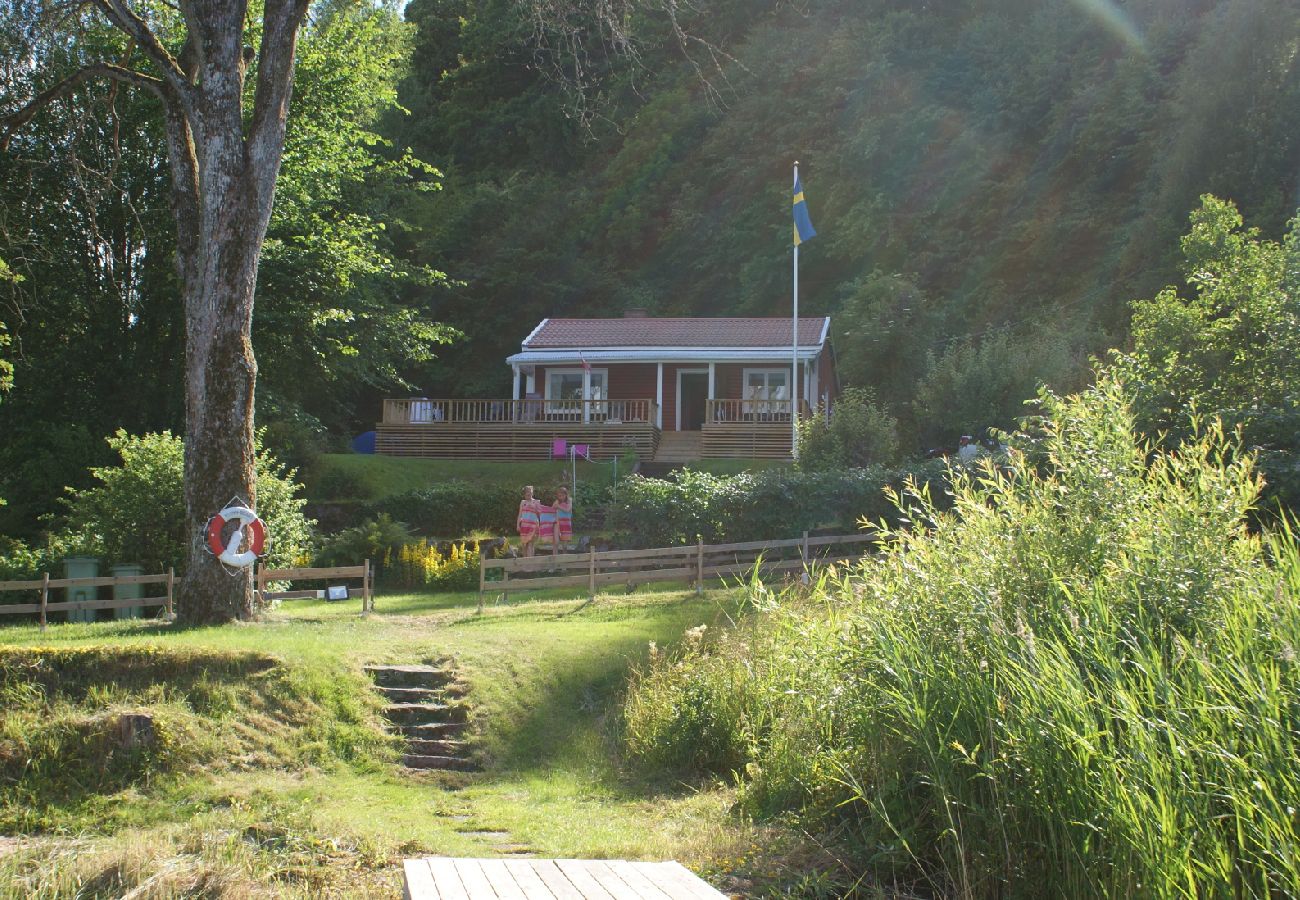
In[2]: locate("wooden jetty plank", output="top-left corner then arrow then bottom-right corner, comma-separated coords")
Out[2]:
452,859 -> 497,899
402,857 -> 725,900
553,860 -> 620,900
426,857 -> 471,900
502,859 -> 561,900
478,858 -> 529,900
599,861 -> 674,900
655,862 -> 730,900
403,859 -> 437,900
528,859 -> 590,900
577,861 -> 646,900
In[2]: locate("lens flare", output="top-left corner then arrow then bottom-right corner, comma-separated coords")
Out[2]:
1071,0 -> 1146,52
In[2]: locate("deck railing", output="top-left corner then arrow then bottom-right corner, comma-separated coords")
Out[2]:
705,398 -> 812,423
382,398 -> 657,426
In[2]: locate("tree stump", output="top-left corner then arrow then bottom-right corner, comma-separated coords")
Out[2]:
112,713 -> 157,751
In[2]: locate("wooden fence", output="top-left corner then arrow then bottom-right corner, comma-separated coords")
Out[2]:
0,570 -> 175,630
478,532 -> 875,606
257,562 -> 373,614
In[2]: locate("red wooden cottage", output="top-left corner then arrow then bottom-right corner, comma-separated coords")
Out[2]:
376,312 -> 837,461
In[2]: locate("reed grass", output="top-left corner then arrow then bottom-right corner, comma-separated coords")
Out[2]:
623,376 -> 1300,897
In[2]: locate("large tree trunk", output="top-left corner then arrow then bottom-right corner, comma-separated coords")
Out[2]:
169,0 -> 305,625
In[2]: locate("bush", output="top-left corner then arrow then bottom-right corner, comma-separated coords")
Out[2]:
59,430 -> 314,572
314,514 -> 413,568
368,481 -> 520,537
606,462 -> 948,548
379,540 -> 481,591
624,374 -> 1300,895
797,387 -> 901,470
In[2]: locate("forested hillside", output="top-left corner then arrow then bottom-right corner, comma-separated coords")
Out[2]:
1,0 -> 1297,534
392,0 -> 1299,420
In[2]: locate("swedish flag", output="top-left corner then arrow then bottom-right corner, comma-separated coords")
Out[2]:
793,172 -> 816,246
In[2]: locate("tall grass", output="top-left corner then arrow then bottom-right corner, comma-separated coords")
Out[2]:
623,376 -> 1300,897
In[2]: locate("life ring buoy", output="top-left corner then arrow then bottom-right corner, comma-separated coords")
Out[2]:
205,505 -> 267,569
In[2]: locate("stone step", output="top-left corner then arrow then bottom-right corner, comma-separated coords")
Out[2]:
393,722 -> 468,739
364,664 -> 456,688
383,702 -> 470,725
407,738 -> 468,757
377,686 -> 442,703
402,754 -> 480,772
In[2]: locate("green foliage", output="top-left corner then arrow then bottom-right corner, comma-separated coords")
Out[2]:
368,481 -> 522,537
911,324 -> 1085,448
379,539 -> 481,591
797,387 -> 900,470
0,256 -> 15,403
624,375 -> 1300,894
1118,195 -> 1299,433
314,514 -> 414,569
60,431 -> 314,573
606,463 -> 947,548
1116,195 -> 1300,512
0,3 -> 455,537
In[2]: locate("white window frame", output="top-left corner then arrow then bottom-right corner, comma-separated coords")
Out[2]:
544,367 -> 608,416
742,367 -> 793,417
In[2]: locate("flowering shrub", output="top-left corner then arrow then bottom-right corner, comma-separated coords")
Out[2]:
381,540 -> 481,591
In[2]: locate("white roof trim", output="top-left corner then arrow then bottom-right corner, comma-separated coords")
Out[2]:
818,316 -> 831,346
506,347 -> 824,366
520,317 -> 549,349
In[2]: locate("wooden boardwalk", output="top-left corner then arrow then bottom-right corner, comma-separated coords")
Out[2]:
402,857 -> 729,900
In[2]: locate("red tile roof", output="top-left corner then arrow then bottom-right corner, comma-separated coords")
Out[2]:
525,317 -> 829,349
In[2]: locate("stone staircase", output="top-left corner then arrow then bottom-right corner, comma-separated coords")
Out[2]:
653,431 -> 703,463
365,662 -> 478,772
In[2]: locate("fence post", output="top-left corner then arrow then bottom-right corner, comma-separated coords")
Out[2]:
588,545 -> 597,602
696,536 -> 704,595
39,572 -> 49,631
363,558 -> 372,616
166,568 -> 174,619
801,530 -> 811,585
478,546 -> 486,614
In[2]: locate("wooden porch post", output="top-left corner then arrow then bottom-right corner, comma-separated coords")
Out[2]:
655,363 -> 663,429
707,363 -> 715,404
582,367 -> 591,424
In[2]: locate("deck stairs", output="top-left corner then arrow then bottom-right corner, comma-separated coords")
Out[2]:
366,662 -> 478,772
652,431 -> 703,464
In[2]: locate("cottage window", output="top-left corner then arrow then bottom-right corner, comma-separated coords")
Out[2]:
742,368 -> 790,418
545,369 -> 607,418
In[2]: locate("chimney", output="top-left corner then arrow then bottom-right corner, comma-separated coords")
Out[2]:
623,307 -> 649,319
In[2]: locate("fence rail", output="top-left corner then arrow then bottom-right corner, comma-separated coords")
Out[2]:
0,570 -> 174,629
257,561 -> 373,613
478,532 -> 875,605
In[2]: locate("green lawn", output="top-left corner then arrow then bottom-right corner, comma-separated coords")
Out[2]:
0,586 -> 822,898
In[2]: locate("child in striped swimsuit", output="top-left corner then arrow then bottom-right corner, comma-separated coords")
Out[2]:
553,486 -> 573,550
517,485 -> 542,557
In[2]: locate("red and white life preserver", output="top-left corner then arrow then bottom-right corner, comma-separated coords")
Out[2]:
205,505 -> 267,569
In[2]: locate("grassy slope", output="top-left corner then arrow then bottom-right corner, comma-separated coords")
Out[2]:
306,453 -> 786,504
0,586 -> 807,898
306,454 -> 621,501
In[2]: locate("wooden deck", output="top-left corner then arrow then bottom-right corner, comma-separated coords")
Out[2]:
402,857 -> 728,900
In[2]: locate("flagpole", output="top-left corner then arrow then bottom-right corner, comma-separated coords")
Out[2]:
792,161 -> 800,460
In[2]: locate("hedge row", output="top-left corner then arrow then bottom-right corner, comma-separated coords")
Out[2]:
605,462 -> 951,548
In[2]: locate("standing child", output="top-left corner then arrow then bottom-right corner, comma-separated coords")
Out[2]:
552,486 -> 573,552
517,485 -> 541,557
